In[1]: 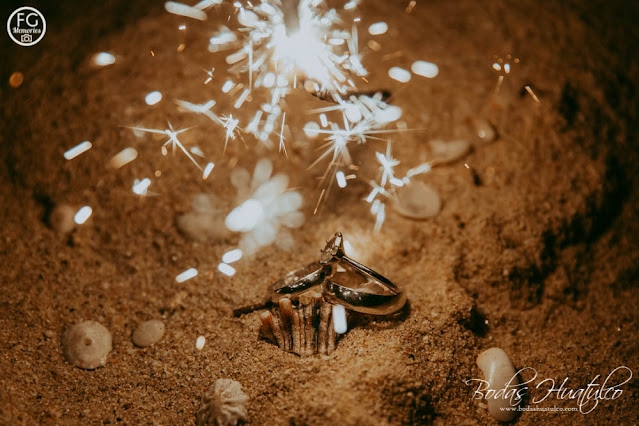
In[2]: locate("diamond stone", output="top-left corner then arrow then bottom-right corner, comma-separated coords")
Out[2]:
320,232 -> 344,263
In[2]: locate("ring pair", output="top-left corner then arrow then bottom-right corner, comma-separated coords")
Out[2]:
270,232 -> 406,315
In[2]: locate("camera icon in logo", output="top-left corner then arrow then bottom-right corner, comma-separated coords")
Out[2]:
20,34 -> 33,43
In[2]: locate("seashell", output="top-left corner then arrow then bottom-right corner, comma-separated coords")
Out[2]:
62,321 -> 112,369
132,319 -> 165,348
196,378 -> 249,426
259,295 -> 343,356
393,181 -> 441,219
476,347 -> 520,421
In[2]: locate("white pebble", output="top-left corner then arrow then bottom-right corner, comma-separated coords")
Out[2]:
411,60 -> 439,78
476,348 -> 520,421
368,22 -> 388,36
394,181 -> 441,219
429,139 -> 471,164
132,319 -> 165,348
62,321 -> 112,369
388,67 -> 411,83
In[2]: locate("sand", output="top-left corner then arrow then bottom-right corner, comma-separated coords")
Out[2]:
0,0 -> 638,424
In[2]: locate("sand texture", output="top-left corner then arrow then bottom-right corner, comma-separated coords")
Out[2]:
1,0 -> 638,424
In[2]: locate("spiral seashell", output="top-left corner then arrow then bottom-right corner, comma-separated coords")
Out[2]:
196,378 -> 249,426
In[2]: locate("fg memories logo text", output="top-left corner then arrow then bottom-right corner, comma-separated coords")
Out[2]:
7,6 -> 46,46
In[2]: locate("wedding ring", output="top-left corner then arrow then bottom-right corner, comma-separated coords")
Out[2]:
322,270 -> 407,315
269,262 -> 333,303
319,232 -> 403,296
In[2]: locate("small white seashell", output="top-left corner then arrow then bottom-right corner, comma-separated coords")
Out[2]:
62,321 -> 112,370
196,378 -> 249,426
393,181 -> 441,219
132,319 -> 165,348
428,139 -> 471,164
49,203 -> 76,234
476,347 -> 520,421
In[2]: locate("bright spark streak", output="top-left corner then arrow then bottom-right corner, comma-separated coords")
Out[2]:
109,147 -> 137,168
132,178 -> 152,196
64,141 -> 92,160
74,206 -> 92,224
222,248 -> 243,264
218,263 -> 236,276
127,123 -> 202,170
203,162 -> 215,179
176,268 -> 198,283
165,1 -> 207,21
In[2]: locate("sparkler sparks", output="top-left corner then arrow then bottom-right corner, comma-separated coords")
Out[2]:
225,158 -> 304,255
127,123 -> 203,170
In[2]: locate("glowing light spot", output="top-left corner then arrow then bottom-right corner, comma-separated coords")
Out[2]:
203,162 -> 215,179
492,63 -> 501,71
222,249 -> 243,264
225,199 -> 264,232
374,105 -> 402,123
109,147 -> 137,168
9,72 -> 24,88
132,178 -> 151,196
196,335 -> 206,350
303,121 -> 320,139
234,88 -> 250,109
165,1 -> 207,21
411,61 -> 439,78
74,206 -> 92,224
176,268 -> 198,283
388,67 -> 411,83
93,52 -> 116,67
262,72 -> 276,88
344,105 -> 362,123
222,80 -> 235,93
64,141 -> 92,160
218,263 -> 236,276
145,91 -> 162,105
368,22 -> 388,36
332,304 -> 347,334
344,240 -> 353,256
336,171 -> 347,188
178,24 -> 186,30
504,63 -> 511,74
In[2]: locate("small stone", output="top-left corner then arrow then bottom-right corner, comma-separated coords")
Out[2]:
476,348 -> 520,421
394,181 -> 441,219
49,204 -> 76,234
132,319 -> 165,348
62,321 -> 112,369
428,139 -> 471,164
474,119 -> 498,144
